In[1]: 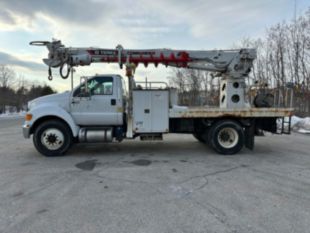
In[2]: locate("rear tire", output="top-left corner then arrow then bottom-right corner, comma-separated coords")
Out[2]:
33,120 -> 73,157
209,120 -> 244,155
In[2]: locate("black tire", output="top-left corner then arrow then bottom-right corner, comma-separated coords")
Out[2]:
208,120 -> 244,155
254,93 -> 274,107
33,120 -> 73,157
193,133 -> 206,143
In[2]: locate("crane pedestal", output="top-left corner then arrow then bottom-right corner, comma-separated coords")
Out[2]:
220,78 -> 248,109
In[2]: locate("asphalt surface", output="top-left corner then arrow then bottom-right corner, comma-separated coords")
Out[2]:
0,117 -> 310,233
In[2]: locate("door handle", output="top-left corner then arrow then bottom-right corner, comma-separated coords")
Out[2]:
111,99 -> 116,105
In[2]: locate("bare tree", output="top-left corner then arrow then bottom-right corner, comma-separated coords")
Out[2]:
0,65 -> 15,88
0,65 -> 16,113
168,7 -> 310,114
168,67 -> 215,106
168,68 -> 188,104
185,69 -> 204,105
0,66 -> 56,114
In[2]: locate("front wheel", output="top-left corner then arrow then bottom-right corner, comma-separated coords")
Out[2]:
33,120 -> 73,157
208,120 -> 244,155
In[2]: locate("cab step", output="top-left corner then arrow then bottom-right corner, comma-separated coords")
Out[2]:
140,134 -> 163,141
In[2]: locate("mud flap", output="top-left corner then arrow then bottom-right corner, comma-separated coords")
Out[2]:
244,123 -> 255,150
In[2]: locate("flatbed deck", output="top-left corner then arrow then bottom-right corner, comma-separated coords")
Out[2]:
169,107 -> 294,118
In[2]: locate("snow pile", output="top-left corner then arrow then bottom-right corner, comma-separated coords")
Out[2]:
0,111 -> 26,118
291,116 -> 310,134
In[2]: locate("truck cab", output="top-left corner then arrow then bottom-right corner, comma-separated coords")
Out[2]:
23,75 -> 128,156
70,75 -> 125,126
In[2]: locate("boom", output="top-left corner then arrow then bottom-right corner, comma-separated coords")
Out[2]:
30,39 -> 257,109
30,40 -> 256,80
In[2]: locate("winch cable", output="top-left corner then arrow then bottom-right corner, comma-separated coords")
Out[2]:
48,66 -> 53,81
60,62 -> 71,79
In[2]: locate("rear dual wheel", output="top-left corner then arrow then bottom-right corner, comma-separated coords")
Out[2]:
208,120 -> 244,155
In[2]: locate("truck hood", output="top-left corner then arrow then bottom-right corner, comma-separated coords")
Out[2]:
28,91 -> 71,111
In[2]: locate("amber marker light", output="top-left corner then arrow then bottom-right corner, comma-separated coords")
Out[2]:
25,113 -> 33,121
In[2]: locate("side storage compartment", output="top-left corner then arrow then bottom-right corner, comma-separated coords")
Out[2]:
133,90 -> 169,133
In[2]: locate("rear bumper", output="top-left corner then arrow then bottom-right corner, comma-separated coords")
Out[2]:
22,123 -> 31,138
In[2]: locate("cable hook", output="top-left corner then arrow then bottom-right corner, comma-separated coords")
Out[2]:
48,67 -> 53,81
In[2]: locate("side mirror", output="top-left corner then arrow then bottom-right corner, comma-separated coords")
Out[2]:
78,76 -> 91,99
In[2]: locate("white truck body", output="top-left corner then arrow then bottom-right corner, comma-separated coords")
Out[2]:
23,40 -> 293,156
23,74 -> 293,156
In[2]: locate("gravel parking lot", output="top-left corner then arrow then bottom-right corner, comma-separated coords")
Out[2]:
0,117 -> 310,233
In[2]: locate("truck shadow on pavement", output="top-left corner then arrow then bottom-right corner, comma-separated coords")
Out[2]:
25,136 -> 281,173
65,138 -> 274,160
68,140 -> 216,158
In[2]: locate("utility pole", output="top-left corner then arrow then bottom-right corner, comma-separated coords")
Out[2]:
293,0 -> 299,84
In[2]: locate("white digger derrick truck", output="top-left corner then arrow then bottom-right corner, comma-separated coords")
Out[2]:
22,40 -> 293,156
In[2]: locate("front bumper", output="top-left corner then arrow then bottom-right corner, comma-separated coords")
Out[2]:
22,123 -> 31,138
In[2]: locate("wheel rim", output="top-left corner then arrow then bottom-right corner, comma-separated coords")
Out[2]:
217,127 -> 239,149
41,128 -> 64,151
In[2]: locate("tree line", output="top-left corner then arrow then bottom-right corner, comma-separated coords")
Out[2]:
169,7 -> 310,116
0,65 -> 56,114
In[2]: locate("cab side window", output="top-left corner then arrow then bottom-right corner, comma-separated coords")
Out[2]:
74,76 -> 113,97
90,77 -> 113,95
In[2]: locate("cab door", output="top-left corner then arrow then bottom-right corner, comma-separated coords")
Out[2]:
70,76 -> 123,126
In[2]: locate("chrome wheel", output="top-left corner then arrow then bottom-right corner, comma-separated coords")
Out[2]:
217,127 -> 239,149
41,128 -> 64,151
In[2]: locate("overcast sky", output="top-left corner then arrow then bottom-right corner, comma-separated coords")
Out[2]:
0,0 -> 309,91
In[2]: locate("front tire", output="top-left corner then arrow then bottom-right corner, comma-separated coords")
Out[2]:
33,120 -> 73,157
209,120 -> 244,155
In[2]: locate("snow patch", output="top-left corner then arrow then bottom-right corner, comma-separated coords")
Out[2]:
291,116 -> 310,134
0,111 -> 26,119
